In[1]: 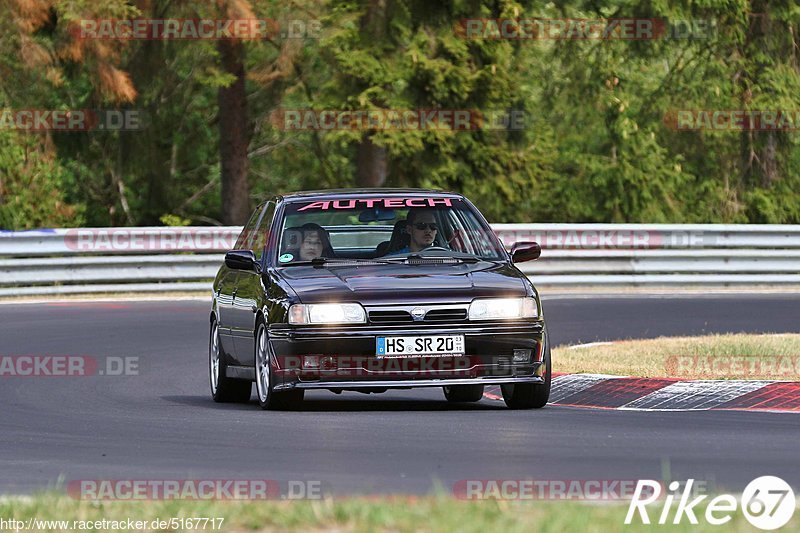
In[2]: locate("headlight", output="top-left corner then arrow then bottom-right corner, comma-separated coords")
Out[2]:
288,303 -> 366,325
468,297 -> 538,320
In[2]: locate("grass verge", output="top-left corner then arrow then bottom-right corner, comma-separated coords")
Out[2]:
553,333 -> 800,380
1,493 -> 796,532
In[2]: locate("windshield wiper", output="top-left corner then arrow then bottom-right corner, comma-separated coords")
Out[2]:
384,253 -> 481,264
280,257 -> 394,267
281,255 -> 490,267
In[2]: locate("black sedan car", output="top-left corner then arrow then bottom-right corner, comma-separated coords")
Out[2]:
209,189 -> 549,409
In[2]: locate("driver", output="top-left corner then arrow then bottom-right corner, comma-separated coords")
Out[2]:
393,208 -> 440,254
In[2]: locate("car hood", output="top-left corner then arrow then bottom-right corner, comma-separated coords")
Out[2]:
275,261 -> 530,305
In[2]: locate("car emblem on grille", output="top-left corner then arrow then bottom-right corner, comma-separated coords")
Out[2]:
411,307 -> 426,321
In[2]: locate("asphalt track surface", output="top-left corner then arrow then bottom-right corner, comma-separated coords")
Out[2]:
1,294 -> 799,496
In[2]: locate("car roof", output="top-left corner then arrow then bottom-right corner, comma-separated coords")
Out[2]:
278,188 -> 463,202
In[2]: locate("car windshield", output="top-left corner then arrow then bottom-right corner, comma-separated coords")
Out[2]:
276,196 -> 507,264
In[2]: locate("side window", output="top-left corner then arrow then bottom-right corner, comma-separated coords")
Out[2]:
459,210 -> 500,257
446,210 -> 474,255
233,207 -> 262,250
250,201 -> 275,261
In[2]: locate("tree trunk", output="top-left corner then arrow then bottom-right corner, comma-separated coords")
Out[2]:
355,0 -> 388,188
740,2 -> 781,188
356,136 -> 388,187
218,38 -> 251,225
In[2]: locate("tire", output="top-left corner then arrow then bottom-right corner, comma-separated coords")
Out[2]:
210,319 -> 252,403
501,327 -> 552,409
443,384 -> 484,402
254,320 -> 304,410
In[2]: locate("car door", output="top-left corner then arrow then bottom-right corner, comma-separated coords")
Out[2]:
216,206 -> 264,364
231,201 -> 275,365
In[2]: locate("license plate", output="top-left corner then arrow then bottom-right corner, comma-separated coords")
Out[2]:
376,335 -> 465,358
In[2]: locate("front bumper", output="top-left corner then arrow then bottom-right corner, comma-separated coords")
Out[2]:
276,376 -> 542,391
268,320 -> 546,390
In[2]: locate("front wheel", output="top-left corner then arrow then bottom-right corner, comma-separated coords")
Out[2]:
209,319 -> 251,403
443,384 -> 484,402
254,321 -> 304,410
501,328 -> 552,409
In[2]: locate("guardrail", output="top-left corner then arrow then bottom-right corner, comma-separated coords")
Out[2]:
1,224 -> 799,296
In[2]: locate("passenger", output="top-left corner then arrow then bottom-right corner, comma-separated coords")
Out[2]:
297,223 -> 334,260
393,208 -> 440,254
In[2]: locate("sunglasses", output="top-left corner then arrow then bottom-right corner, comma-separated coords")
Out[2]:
413,222 -> 438,231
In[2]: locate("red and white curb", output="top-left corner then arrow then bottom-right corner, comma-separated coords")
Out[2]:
484,374 -> 800,412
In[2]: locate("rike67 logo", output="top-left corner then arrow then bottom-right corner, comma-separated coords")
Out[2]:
626,477 -> 796,530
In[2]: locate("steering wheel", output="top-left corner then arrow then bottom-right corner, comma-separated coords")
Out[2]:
422,246 -> 450,252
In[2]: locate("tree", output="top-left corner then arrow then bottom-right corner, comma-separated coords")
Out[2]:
0,0 -> 136,228
218,35 -> 251,224
3,0 -> 800,228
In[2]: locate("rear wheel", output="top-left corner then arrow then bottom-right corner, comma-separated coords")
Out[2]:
209,320 -> 251,403
254,320 -> 304,410
443,384 -> 484,402
501,328 -> 552,409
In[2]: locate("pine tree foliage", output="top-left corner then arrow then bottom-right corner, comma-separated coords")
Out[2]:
0,0 -> 798,228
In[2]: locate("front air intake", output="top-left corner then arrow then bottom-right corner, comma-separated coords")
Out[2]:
424,308 -> 468,322
368,310 -> 413,324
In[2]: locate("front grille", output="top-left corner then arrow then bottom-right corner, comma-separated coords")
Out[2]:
368,307 -> 469,325
369,310 -> 413,324
424,308 -> 468,322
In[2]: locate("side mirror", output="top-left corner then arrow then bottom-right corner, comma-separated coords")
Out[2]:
511,242 -> 541,263
225,250 -> 260,272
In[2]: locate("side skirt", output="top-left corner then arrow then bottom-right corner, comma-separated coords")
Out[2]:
226,365 -> 256,381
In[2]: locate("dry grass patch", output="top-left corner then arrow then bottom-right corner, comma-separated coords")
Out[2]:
553,333 -> 800,380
